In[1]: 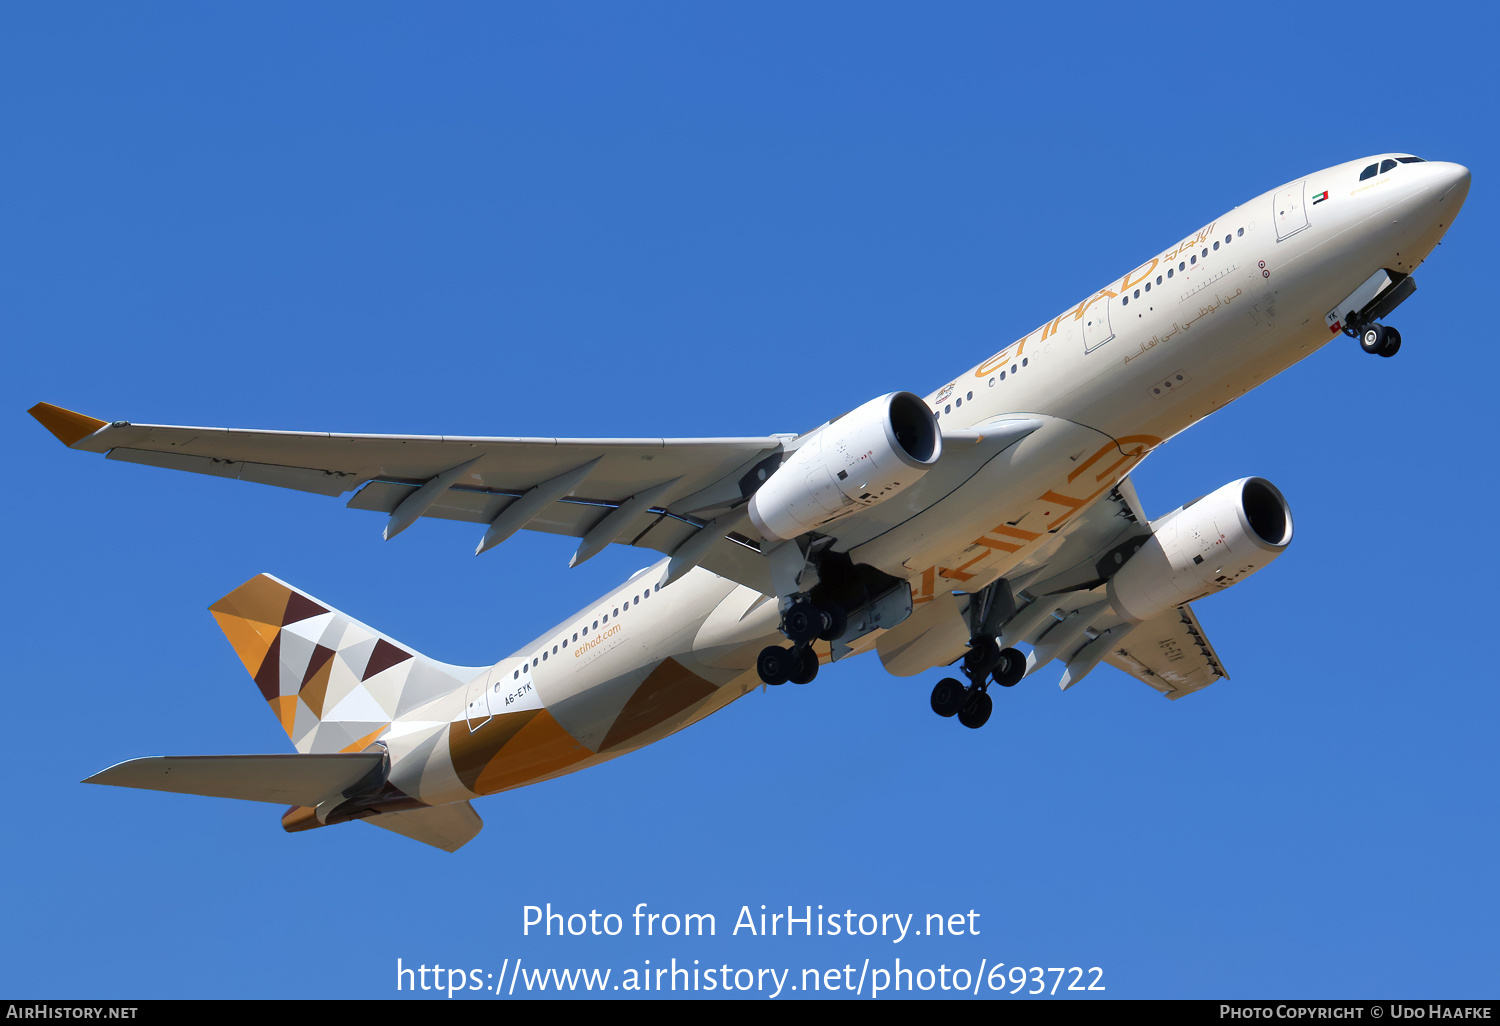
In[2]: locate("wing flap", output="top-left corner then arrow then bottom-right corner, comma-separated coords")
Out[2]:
344,480 -> 681,544
1103,603 -> 1228,699
347,480 -> 508,524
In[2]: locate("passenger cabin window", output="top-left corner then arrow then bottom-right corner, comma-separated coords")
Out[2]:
1360,163 -> 1379,181
1380,159 -> 1398,173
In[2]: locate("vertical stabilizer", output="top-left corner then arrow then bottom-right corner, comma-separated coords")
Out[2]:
210,574 -> 486,754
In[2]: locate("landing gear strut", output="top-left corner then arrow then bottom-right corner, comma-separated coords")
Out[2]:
928,580 -> 1025,729
929,644 -> 1023,729
1337,268 -> 1415,359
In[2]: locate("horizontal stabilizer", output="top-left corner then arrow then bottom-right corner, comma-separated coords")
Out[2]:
83,753 -> 384,807
364,801 -> 484,852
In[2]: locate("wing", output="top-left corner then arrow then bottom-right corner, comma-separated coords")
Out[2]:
1103,603 -> 1228,700
30,402 -> 786,586
994,475 -> 1230,697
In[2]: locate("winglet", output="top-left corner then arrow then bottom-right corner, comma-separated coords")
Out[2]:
28,403 -> 108,447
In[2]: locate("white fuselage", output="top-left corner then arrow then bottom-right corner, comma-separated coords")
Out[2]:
388,155 -> 1470,808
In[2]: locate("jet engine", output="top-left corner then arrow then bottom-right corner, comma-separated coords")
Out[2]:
1106,477 -> 1293,622
748,391 -> 941,543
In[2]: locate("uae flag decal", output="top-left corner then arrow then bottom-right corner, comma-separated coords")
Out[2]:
1312,190 -> 1330,205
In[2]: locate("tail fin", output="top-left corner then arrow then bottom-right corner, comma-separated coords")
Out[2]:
210,574 -> 485,754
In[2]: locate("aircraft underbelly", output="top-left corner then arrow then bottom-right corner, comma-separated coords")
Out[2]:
847,417 -> 1124,579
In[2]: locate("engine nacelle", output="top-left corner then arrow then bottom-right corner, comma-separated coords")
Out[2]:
748,391 -> 941,543
1106,477 -> 1293,623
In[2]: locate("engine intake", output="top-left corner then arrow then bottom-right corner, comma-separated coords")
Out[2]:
1107,477 -> 1293,623
749,391 -> 941,542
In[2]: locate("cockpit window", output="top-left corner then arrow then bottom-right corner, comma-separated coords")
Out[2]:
1396,156 -> 1426,163
1380,159 -> 1398,173
1360,163 -> 1379,181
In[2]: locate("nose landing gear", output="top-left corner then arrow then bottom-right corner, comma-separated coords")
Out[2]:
1358,323 -> 1402,358
1335,268 -> 1415,358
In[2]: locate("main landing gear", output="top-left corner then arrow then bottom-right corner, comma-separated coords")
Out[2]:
1357,322 -> 1401,358
757,597 -> 847,686
929,580 -> 1024,729
930,637 -> 1026,730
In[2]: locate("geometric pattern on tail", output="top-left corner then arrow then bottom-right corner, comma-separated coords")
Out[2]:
209,573 -> 483,755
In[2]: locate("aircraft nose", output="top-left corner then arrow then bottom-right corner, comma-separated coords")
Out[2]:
1431,161 -> 1471,206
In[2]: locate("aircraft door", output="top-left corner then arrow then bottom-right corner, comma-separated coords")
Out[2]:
464,667 -> 494,732
1081,293 -> 1115,352
1273,181 -> 1309,241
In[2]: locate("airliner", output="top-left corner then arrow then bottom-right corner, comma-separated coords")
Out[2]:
31,153 -> 1470,851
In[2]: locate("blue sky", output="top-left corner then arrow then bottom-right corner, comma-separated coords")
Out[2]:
5,2 -> 1496,1000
